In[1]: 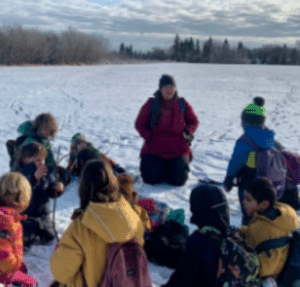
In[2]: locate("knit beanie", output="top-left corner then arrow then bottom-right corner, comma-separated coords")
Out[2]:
117,174 -> 134,201
190,184 -> 229,233
241,97 -> 267,127
71,133 -> 87,146
159,74 -> 176,89
138,198 -> 157,213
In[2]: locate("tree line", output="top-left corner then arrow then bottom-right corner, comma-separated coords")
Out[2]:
0,26 -> 299,66
0,26 -> 108,65
119,35 -> 300,65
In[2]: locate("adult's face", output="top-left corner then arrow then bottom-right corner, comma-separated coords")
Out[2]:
160,85 -> 176,101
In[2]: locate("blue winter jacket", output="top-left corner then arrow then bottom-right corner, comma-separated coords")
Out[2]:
226,127 -> 276,177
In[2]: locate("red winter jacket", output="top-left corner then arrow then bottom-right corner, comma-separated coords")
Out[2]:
0,207 -> 26,283
135,96 -> 199,160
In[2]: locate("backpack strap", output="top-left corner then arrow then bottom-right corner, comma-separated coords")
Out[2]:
177,97 -> 187,115
150,97 -> 159,130
150,97 -> 187,130
255,236 -> 291,258
239,134 -> 261,151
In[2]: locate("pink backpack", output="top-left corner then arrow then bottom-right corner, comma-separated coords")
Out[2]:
281,151 -> 300,185
99,237 -> 152,287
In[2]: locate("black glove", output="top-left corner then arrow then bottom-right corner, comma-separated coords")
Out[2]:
114,164 -> 126,174
223,176 -> 234,192
183,131 -> 194,146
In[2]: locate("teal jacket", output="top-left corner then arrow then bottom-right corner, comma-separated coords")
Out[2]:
17,121 -> 56,170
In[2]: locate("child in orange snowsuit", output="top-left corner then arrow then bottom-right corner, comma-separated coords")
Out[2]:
0,172 -> 37,287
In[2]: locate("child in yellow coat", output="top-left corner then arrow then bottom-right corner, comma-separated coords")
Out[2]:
50,160 -> 148,287
240,177 -> 299,284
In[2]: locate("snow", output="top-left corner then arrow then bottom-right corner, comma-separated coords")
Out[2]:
0,63 -> 300,286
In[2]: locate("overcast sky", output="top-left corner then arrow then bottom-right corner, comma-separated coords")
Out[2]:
1,0 -> 299,51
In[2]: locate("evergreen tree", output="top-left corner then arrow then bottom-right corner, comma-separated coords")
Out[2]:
202,37 -> 213,63
220,38 -> 231,63
172,34 -> 180,61
195,39 -> 201,62
119,43 -> 125,54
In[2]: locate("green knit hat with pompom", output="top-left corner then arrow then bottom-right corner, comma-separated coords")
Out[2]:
241,97 -> 267,126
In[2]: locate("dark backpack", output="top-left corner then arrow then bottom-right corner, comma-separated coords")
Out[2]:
99,237 -> 152,287
255,230 -> 300,287
145,220 -> 189,269
6,135 -> 38,168
144,219 -> 189,269
150,97 -> 186,130
240,135 -> 288,199
212,232 -> 261,287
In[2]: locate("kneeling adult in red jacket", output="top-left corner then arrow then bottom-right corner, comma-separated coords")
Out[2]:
135,74 -> 199,186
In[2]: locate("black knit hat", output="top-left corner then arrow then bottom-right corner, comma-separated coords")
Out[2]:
190,184 -> 229,233
159,74 -> 176,89
241,97 -> 267,127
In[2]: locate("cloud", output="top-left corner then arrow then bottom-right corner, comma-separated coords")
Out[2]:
87,0 -> 121,6
0,0 -> 299,51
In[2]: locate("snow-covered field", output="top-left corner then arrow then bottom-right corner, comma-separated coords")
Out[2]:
0,63 -> 300,286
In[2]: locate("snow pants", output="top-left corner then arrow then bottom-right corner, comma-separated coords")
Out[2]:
140,154 -> 189,186
22,214 -> 55,248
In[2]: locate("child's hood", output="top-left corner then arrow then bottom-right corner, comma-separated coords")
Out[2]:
80,196 -> 143,243
18,121 -> 36,137
255,202 -> 299,233
0,206 -> 27,229
244,127 -> 275,149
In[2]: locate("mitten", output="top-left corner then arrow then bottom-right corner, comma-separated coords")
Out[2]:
114,164 -> 126,174
183,131 -> 194,145
223,175 -> 234,192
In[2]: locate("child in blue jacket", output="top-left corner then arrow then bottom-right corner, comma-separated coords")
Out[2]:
223,97 -> 278,224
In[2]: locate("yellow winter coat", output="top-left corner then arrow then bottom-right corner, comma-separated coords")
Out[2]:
239,202 -> 299,278
50,196 -> 146,287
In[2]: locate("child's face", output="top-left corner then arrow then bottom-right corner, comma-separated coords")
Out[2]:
37,125 -> 53,139
243,190 -> 260,216
23,155 -> 45,168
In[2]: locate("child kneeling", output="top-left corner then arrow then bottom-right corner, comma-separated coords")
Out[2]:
240,177 -> 299,284
0,172 -> 37,286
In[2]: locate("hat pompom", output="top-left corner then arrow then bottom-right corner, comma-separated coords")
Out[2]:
253,97 -> 265,106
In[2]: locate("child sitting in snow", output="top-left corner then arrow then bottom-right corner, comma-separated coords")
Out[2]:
14,113 -> 59,172
13,142 -> 64,248
0,172 -> 37,287
239,177 -> 299,284
66,133 -> 126,176
50,159 -> 148,286
163,184 -> 230,287
8,113 -> 70,185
